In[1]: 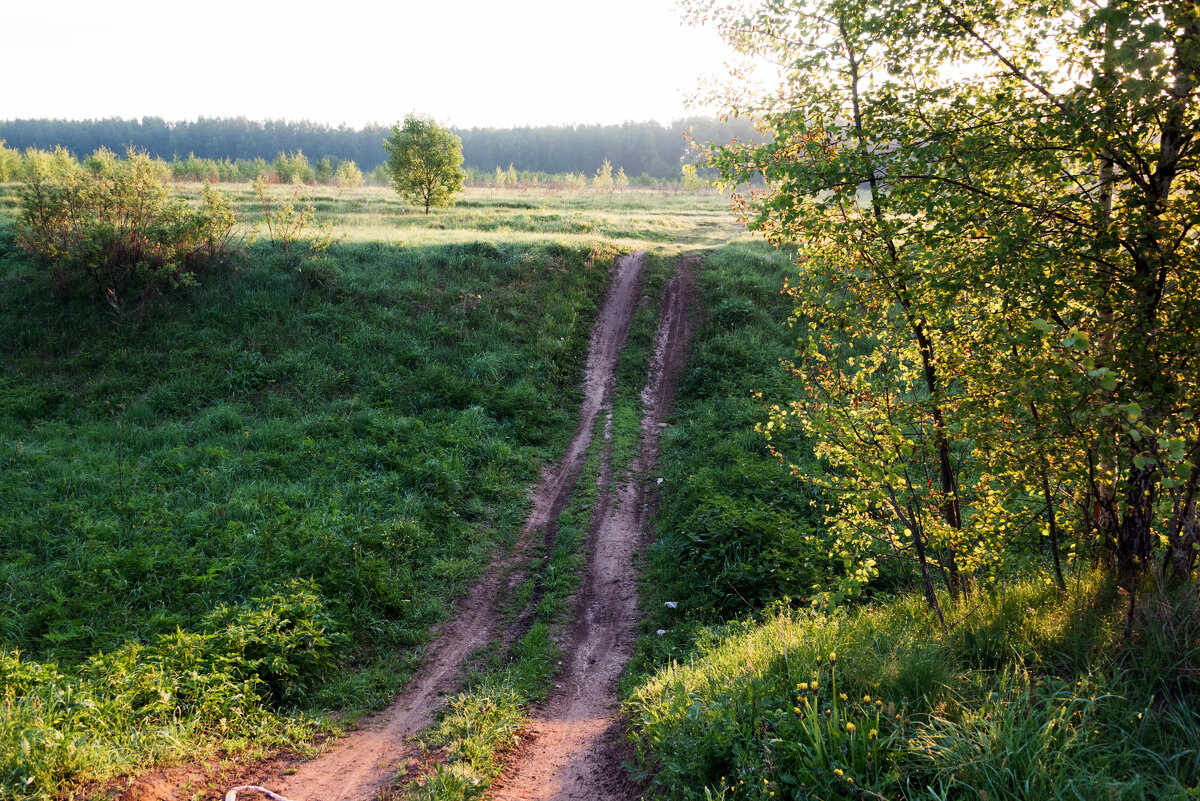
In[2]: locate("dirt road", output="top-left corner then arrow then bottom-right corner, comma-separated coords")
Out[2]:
490,258 -> 698,801
148,252 -> 651,801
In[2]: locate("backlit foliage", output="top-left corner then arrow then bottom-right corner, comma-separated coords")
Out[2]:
691,0 -> 1199,613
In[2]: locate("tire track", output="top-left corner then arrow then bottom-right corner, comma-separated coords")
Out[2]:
490,256 -> 699,801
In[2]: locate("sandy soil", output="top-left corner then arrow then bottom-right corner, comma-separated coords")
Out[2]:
489,257 -> 698,801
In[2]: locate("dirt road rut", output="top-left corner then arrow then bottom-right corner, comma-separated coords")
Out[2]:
490,257 -> 698,801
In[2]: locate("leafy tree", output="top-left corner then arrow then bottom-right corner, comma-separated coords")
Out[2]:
691,0 -> 1199,611
383,114 -> 465,214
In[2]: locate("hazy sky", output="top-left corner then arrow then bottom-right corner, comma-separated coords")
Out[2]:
2,0 -> 738,128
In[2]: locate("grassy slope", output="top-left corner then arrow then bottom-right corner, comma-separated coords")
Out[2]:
624,242 -> 1200,800
0,184 -> 737,798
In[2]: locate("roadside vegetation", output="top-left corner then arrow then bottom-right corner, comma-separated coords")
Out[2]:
625,239 -> 1200,800
624,0 -> 1198,795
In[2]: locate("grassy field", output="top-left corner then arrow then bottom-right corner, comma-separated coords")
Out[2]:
0,182 -> 740,798
5,176 -> 1197,801
167,183 -> 738,251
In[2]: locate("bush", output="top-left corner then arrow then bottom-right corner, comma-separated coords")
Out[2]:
0,140 -> 20,182
335,160 -> 364,188
16,147 -> 238,302
20,146 -> 78,182
273,150 -> 314,185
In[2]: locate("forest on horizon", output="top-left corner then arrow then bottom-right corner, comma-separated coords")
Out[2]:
0,116 -> 757,180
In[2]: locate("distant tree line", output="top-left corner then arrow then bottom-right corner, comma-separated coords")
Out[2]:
0,116 -> 757,181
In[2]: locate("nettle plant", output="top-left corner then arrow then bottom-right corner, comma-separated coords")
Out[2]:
17,147 -> 238,304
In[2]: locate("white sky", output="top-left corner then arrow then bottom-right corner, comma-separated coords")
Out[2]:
1,0 -> 738,128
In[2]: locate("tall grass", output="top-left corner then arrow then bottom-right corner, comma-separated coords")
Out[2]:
626,241 -> 1200,801
627,578 -> 1200,800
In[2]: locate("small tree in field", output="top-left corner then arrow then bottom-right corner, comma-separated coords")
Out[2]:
383,114 -> 465,214
335,160 -> 364,189
0,140 -> 21,182
593,159 -> 614,191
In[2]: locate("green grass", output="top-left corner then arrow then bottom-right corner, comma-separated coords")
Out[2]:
628,241 -> 828,662
405,412 -> 606,800
175,183 -> 740,251
0,182 -> 742,799
626,578 -> 1200,800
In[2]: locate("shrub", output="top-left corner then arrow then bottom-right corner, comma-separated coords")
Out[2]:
335,160 -> 364,188
237,157 -> 269,181
272,150 -> 314,184
592,158 -> 614,191
16,147 -> 239,302
314,155 -> 335,184
0,140 -> 20,182
21,146 -> 78,182
171,152 -> 219,183
201,578 -> 348,702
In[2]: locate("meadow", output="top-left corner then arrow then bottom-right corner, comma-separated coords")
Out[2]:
0,180 -> 739,798
5,172 -> 1195,801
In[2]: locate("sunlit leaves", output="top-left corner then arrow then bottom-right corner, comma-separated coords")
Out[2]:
692,0 -> 1199,596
